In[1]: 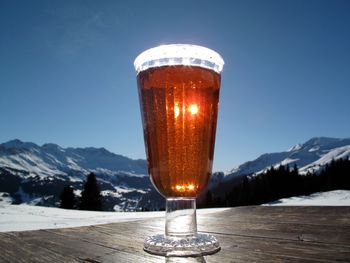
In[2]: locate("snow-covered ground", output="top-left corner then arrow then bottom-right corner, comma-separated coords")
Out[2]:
1,190 -> 349,233
0,193 -> 227,232
265,190 -> 350,206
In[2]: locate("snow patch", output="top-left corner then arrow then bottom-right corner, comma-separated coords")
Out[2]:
264,190 -> 350,206
300,145 -> 350,174
309,146 -> 320,152
0,201 -> 228,232
0,193 -> 13,205
288,143 -> 302,152
280,158 -> 299,166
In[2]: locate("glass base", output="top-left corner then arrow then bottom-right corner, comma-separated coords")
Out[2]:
144,233 -> 220,257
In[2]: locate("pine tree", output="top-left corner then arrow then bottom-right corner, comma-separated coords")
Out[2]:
205,190 -> 213,208
79,172 -> 103,211
59,185 -> 76,209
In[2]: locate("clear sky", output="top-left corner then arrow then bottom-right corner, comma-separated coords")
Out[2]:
0,0 -> 349,172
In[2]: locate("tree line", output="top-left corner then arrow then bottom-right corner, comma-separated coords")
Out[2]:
201,158 -> 350,208
60,172 -> 103,211
61,158 -> 350,211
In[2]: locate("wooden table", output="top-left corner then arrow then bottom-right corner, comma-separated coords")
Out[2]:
1,206 -> 350,262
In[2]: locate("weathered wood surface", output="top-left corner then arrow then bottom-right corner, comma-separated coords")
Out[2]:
1,206 -> 350,262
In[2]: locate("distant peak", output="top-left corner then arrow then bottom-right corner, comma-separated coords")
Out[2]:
42,143 -> 65,152
304,137 -> 340,146
288,137 -> 345,152
42,143 -> 60,148
4,139 -> 23,145
1,139 -> 38,149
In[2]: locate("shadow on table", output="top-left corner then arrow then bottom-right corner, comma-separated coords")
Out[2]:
165,257 -> 206,263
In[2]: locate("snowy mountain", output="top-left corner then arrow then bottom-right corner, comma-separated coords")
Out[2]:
1,137 -> 349,211
0,139 -> 147,178
224,137 -> 350,182
0,139 -> 154,211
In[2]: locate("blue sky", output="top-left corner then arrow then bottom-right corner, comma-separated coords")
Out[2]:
0,0 -> 349,171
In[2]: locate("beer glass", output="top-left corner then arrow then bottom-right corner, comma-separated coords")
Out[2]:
134,44 -> 224,257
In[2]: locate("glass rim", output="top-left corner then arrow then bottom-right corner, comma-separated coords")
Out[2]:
134,44 -> 225,74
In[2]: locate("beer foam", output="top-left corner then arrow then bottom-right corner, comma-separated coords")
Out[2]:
134,44 -> 224,74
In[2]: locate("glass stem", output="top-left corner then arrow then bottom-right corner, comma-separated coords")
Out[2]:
165,198 -> 197,237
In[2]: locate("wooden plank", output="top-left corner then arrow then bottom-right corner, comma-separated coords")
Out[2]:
53,221 -> 350,262
47,227 -> 350,262
0,232 -> 80,263
215,233 -> 350,262
1,229 -> 161,263
0,206 -> 349,262
28,227 -> 350,263
197,218 -> 350,245
213,206 -> 350,226
132,207 -> 350,245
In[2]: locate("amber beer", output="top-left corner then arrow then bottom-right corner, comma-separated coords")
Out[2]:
137,65 -> 221,197
135,45 -> 224,256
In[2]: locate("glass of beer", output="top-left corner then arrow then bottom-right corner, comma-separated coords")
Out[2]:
134,44 -> 224,257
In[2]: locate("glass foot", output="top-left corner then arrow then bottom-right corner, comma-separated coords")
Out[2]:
144,233 -> 220,257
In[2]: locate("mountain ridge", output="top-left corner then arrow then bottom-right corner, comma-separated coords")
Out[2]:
0,139 -> 151,211
224,136 -> 350,182
0,136 -> 349,211
0,139 -> 148,178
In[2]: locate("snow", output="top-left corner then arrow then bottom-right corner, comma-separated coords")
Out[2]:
279,158 -> 299,166
264,190 -> 350,206
0,153 -> 66,178
114,186 -> 147,194
300,145 -> 350,174
1,190 -> 348,233
0,195 -> 228,232
309,146 -> 320,152
15,187 -> 42,204
288,143 -> 302,152
100,190 -> 122,198
0,193 -> 12,205
0,139 -> 148,180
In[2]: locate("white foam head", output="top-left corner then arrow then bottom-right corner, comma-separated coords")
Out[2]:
134,44 -> 225,74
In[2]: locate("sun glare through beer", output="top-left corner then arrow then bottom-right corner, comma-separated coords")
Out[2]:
174,103 -> 199,119
174,103 -> 180,118
175,184 -> 195,192
189,104 -> 199,115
